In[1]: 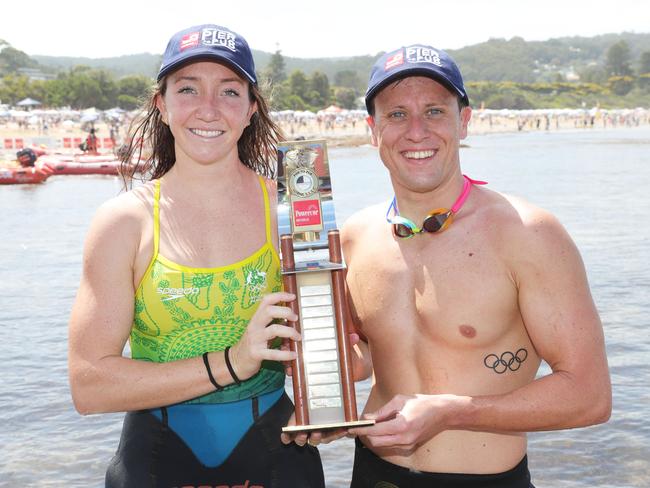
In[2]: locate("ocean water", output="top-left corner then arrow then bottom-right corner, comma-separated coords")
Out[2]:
1,126 -> 648,487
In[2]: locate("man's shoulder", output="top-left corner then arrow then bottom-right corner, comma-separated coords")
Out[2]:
342,202 -> 387,236
484,191 -> 573,256
340,202 -> 389,256
500,193 -> 562,232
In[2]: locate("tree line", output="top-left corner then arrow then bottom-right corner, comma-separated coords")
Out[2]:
1,41 -> 649,111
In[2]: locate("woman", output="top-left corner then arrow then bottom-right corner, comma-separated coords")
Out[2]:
68,24 -> 325,487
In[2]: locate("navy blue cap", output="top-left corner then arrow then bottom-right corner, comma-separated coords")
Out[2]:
157,24 -> 256,84
365,45 -> 468,112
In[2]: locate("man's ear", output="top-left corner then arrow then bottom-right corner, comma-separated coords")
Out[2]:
366,115 -> 378,147
459,106 -> 472,140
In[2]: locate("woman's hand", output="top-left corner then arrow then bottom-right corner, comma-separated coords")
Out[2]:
229,292 -> 301,381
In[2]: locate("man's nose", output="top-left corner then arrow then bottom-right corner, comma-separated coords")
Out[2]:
405,115 -> 428,141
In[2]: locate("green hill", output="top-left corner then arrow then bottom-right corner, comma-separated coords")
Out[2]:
3,32 -> 650,110
449,32 -> 650,83
30,52 -> 161,78
17,31 -> 650,84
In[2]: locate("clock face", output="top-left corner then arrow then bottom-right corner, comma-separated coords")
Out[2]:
289,168 -> 318,197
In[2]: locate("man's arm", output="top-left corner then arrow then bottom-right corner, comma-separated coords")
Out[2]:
462,207 -> 612,431
350,206 -> 611,448
341,215 -> 373,382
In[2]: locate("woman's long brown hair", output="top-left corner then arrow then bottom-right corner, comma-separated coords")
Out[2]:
119,71 -> 283,188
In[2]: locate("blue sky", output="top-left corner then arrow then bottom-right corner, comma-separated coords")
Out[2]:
3,0 -> 649,58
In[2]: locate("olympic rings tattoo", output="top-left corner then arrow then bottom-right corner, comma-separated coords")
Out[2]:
484,348 -> 528,374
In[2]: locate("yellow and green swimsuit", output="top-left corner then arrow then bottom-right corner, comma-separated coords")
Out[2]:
106,176 -> 326,485
130,176 -> 285,403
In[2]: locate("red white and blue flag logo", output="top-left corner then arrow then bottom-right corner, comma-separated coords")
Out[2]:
384,50 -> 404,71
180,32 -> 200,51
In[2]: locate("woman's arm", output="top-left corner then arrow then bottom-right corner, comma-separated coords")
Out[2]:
69,197 -> 300,414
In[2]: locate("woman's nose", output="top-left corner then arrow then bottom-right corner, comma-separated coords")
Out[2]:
196,95 -> 221,121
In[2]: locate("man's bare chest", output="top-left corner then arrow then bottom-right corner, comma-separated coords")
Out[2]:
347,243 -> 519,348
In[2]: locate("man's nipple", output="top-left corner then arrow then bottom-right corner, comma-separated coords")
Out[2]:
459,324 -> 477,338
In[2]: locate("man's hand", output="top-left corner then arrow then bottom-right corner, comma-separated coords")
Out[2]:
349,394 -> 461,450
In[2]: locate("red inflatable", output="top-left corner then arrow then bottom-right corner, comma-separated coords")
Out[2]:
0,166 -> 53,185
35,153 -> 124,175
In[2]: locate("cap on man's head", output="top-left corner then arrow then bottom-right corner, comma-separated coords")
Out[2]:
157,24 -> 256,84
365,45 -> 468,113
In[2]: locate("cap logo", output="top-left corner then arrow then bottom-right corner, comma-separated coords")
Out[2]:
180,32 -> 200,51
201,27 -> 236,52
384,50 -> 404,71
405,46 -> 442,66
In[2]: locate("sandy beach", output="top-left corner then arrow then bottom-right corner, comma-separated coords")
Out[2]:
2,108 -> 649,160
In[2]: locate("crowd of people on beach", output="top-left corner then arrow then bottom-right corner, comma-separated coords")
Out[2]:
2,105 -> 649,158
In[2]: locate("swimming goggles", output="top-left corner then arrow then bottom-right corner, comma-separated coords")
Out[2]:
386,175 -> 487,238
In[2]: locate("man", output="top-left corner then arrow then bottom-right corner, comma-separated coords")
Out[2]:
340,45 -> 611,488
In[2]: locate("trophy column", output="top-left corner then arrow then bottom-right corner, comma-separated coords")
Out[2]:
277,139 -> 373,433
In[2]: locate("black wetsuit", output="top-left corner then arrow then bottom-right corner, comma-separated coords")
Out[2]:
350,438 -> 534,488
106,391 -> 325,488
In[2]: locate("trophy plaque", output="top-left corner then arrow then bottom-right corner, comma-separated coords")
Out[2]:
277,139 -> 374,433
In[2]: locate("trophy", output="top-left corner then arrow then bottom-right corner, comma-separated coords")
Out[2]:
277,139 -> 374,433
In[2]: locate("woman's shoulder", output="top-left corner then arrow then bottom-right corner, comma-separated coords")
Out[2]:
91,181 -> 155,236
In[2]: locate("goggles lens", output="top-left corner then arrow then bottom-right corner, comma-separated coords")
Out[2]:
394,223 -> 417,238
422,210 -> 452,233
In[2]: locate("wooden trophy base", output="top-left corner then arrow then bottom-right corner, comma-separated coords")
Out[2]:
282,419 -> 375,433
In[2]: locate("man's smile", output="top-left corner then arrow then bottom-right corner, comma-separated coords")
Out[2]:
402,149 -> 436,160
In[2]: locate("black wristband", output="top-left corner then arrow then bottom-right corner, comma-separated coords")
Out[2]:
224,346 -> 241,385
202,352 -> 223,391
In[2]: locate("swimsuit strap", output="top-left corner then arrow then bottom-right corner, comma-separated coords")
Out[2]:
257,175 -> 274,246
153,179 -> 161,258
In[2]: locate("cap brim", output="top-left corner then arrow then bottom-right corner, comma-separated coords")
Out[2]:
366,67 -> 468,112
157,52 -> 256,84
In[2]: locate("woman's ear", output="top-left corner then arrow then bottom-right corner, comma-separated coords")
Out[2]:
155,93 -> 168,125
247,100 -> 258,127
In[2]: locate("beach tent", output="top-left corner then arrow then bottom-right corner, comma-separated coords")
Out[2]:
323,104 -> 343,114
16,97 -> 42,107
80,107 -> 100,129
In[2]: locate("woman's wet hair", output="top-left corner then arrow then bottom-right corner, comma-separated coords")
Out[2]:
119,68 -> 283,188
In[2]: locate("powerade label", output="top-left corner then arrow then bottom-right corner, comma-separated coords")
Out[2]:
292,199 -> 322,228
